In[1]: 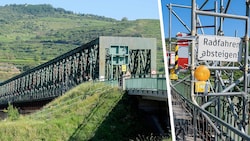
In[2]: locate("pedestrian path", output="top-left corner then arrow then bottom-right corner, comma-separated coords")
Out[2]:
171,90 -> 203,141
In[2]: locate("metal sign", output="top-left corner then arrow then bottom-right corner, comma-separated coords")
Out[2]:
110,46 -> 129,65
167,51 -> 175,65
197,35 -> 242,62
122,65 -> 126,72
151,70 -> 156,74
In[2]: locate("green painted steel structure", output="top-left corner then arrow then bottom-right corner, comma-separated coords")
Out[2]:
125,76 -> 167,91
171,79 -> 250,140
125,75 -> 168,100
166,1 -> 250,140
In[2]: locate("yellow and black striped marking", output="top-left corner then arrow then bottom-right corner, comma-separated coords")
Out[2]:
170,45 -> 178,80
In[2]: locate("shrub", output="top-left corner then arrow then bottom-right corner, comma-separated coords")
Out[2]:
6,103 -> 20,121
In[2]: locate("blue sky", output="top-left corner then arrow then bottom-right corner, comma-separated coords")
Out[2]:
0,0 -> 159,20
161,0 -> 247,37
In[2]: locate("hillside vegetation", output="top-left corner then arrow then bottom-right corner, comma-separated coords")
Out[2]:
0,82 -> 169,141
0,4 -> 163,81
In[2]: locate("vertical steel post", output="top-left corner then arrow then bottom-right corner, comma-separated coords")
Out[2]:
191,0 -> 197,140
243,0 -> 249,135
218,0 -> 224,36
169,3 -> 172,51
214,2 -> 219,141
214,1 -> 218,35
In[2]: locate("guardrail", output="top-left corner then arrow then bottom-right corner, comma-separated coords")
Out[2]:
125,76 -> 167,91
172,80 -> 250,140
125,76 -> 167,99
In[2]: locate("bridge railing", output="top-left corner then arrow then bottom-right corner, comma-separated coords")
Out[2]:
125,75 -> 167,91
124,75 -> 167,99
172,80 -> 250,141
102,80 -> 119,87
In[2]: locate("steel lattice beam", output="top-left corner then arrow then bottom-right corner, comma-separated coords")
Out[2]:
0,36 -> 157,105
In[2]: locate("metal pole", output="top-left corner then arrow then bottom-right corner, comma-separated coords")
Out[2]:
243,0 -> 250,135
191,0 -> 197,140
111,54 -> 113,80
218,0 -> 224,36
169,4 -> 172,51
168,7 -> 191,33
214,1 -> 218,35
196,10 -> 248,20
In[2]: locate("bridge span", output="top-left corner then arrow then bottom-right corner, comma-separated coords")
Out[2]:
0,36 -> 157,107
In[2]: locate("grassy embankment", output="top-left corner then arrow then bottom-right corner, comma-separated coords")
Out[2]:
0,82 -> 123,140
0,82 -> 171,141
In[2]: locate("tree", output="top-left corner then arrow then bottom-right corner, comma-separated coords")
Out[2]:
121,17 -> 128,21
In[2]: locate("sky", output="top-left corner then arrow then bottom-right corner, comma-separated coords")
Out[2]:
0,0 -> 160,21
161,0 -> 247,37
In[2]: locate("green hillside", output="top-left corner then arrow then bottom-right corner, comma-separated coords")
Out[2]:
0,4 -> 163,81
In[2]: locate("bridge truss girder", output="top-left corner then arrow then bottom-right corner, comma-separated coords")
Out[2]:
0,36 -> 156,106
105,49 -> 151,80
0,39 -> 100,105
129,49 -> 151,77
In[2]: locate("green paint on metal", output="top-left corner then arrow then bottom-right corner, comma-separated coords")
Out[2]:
125,77 -> 167,90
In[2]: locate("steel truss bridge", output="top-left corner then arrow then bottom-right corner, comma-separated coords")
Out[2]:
0,36 -> 157,105
165,0 -> 250,140
0,36 -> 171,138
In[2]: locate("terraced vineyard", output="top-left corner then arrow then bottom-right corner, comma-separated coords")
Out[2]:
0,4 -> 163,81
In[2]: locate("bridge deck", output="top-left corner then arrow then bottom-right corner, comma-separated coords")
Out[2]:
171,91 -> 203,141
172,99 -> 192,120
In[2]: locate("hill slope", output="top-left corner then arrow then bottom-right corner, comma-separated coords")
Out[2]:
0,82 -> 169,140
0,82 -> 123,140
0,4 -> 163,81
